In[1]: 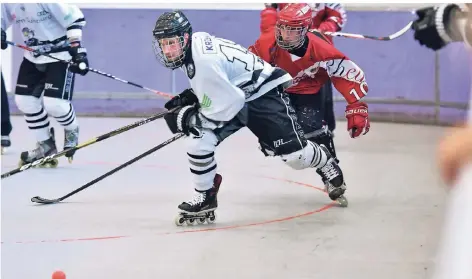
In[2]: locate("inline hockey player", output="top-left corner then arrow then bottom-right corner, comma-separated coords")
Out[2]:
263,3 -> 348,133
249,3 -> 370,196
1,3 -> 89,166
151,10 -> 356,226
412,4 -> 472,279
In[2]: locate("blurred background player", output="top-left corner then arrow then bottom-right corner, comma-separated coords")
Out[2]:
249,3 -> 369,196
152,10 -> 349,225
412,3 -> 472,279
1,71 -> 12,154
1,3 -> 89,167
263,3 -> 347,134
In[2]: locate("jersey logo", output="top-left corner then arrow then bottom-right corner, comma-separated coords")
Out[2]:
186,62 -> 195,79
200,94 -> 212,109
202,36 -> 217,54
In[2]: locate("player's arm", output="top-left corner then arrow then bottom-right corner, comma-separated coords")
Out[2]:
164,59 -> 246,136
318,3 -> 347,32
312,38 -> 370,138
1,4 -> 14,50
43,3 -> 89,75
248,6 -> 277,63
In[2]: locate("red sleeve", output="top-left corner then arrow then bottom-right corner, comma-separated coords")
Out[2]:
318,3 -> 347,32
308,34 -> 368,104
259,7 -> 277,32
248,8 -> 277,64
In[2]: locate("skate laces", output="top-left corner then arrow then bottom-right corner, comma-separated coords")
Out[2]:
321,160 -> 338,181
187,191 -> 206,206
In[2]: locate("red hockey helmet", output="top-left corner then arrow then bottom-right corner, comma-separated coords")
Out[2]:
276,3 -> 312,50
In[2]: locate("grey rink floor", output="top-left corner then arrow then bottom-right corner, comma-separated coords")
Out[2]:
1,116 -> 449,279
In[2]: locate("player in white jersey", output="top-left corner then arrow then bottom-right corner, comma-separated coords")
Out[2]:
1,3 -> 89,166
412,4 -> 472,279
151,10 -> 354,225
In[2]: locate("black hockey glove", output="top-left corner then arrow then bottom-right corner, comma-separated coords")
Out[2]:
412,4 -> 460,51
68,43 -> 89,75
1,29 -> 7,50
164,105 -> 201,136
164,88 -> 199,110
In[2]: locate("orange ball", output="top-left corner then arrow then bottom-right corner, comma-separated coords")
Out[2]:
52,270 -> 66,279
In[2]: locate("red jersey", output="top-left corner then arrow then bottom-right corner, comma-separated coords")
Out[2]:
249,19 -> 368,104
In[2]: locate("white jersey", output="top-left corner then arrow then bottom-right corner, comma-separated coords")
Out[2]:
1,3 -> 85,64
182,32 -> 292,126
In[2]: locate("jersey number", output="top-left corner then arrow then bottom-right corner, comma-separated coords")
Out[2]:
219,38 -> 264,72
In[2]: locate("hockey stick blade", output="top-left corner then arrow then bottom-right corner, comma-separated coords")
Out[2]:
30,133 -> 185,205
31,196 -> 61,205
320,21 -> 413,41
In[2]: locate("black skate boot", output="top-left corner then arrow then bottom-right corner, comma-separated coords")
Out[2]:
316,145 -> 348,207
64,127 -> 79,163
1,135 -> 11,154
19,127 -> 59,168
175,174 -> 223,226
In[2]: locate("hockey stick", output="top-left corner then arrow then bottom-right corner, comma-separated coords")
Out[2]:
1,108 -> 175,179
6,41 -> 174,99
30,133 -> 185,204
318,21 -> 413,41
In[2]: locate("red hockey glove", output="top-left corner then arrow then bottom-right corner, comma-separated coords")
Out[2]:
345,102 -> 370,138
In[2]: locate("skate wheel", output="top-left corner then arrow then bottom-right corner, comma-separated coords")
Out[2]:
206,212 -> 216,224
67,157 -> 73,164
174,215 -> 185,226
336,196 -> 348,207
197,217 -> 206,224
186,218 -> 195,225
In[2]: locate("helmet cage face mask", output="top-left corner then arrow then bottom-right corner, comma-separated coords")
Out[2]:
275,23 -> 308,50
152,11 -> 192,69
152,34 -> 188,69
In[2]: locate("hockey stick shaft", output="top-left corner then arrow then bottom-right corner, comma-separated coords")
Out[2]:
31,133 -> 185,204
1,109 -> 174,179
319,21 -> 413,41
6,41 -> 174,99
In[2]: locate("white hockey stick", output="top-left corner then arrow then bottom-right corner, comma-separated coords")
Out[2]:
315,21 -> 413,41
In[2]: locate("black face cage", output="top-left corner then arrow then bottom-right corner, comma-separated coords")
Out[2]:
275,24 -> 309,50
152,34 -> 189,70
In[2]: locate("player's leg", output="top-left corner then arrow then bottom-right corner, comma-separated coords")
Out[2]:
321,81 -> 336,134
42,62 -> 79,162
14,59 -> 58,167
175,118 -> 245,225
1,71 -> 12,153
249,86 -> 347,205
289,92 -> 343,195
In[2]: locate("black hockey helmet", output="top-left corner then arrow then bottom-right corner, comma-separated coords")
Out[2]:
152,10 -> 192,69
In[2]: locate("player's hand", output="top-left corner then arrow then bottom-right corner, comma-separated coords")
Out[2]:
411,4 -> 459,51
68,43 -> 89,75
437,124 -> 472,185
164,88 -> 198,110
164,105 -> 201,136
345,102 -> 370,138
1,29 -> 7,50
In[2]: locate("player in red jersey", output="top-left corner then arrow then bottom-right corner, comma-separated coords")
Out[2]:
249,3 -> 370,192
264,3 -> 347,133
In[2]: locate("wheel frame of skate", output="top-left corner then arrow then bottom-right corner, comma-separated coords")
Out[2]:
174,210 -> 217,226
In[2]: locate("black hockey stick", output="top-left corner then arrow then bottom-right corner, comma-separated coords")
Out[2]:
30,133 -> 185,204
6,41 -> 174,99
317,21 -> 413,41
1,109 -> 175,179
